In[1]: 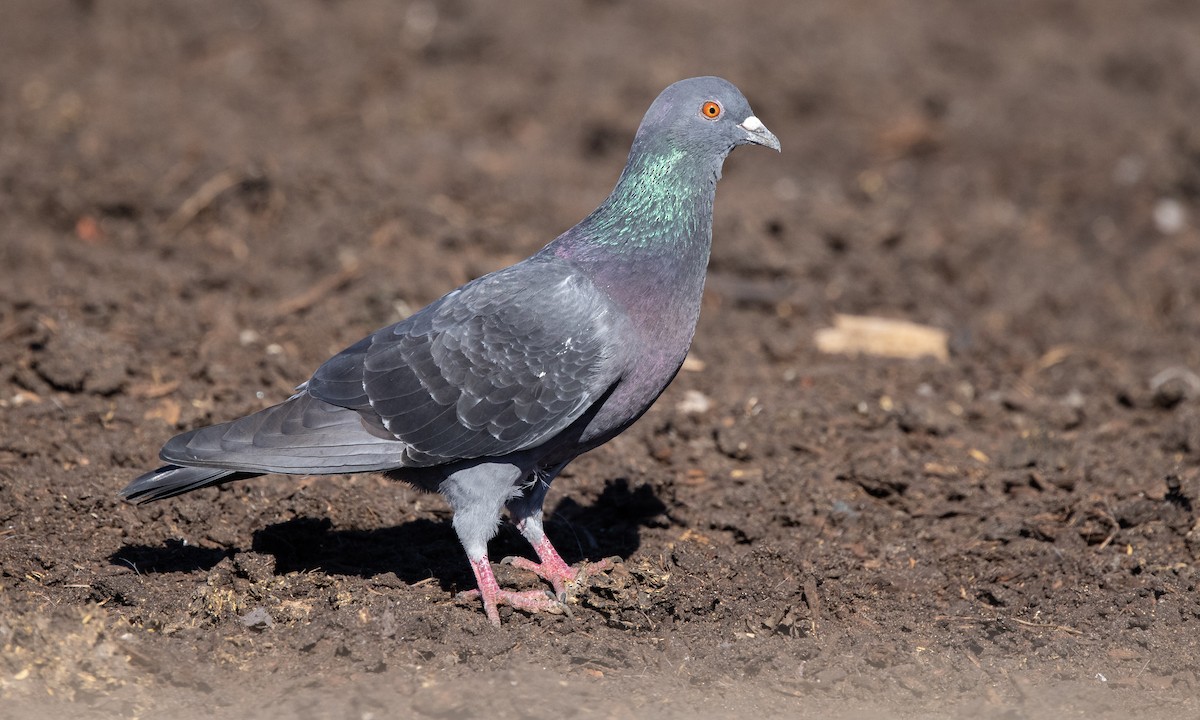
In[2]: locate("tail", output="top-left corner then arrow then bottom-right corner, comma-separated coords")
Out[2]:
121,391 -> 408,504
119,465 -> 259,504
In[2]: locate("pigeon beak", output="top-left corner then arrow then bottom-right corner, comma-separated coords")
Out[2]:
738,115 -> 781,152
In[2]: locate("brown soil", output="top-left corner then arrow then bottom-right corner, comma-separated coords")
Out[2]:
3,2 -> 1200,718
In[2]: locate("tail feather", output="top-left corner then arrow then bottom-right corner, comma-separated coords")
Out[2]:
159,392 -> 405,474
119,465 -> 259,504
121,391 -> 406,504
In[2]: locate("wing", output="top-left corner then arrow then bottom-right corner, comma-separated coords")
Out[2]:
305,257 -> 624,466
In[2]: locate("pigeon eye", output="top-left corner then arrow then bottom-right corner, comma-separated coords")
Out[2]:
700,101 -> 722,120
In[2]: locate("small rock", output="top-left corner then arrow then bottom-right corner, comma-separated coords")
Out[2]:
1150,367 -> 1200,408
33,325 -> 131,395
715,424 -> 753,460
379,609 -> 397,639
676,389 -> 712,415
239,607 -> 273,631
1153,198 -> 1187,234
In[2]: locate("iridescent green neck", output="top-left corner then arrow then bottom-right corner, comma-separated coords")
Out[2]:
573,144 -> 718,252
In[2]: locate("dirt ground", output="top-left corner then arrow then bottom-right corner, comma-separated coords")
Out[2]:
3,1 -> 1200,718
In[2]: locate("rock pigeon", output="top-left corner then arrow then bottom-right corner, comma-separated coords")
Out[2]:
121,76 -> 780,625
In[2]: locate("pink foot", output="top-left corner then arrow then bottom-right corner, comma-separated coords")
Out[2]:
460,556 -> 568,626
503,535 -> 613,599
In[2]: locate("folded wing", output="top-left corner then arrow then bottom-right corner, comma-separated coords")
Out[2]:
307,257 -> 623,466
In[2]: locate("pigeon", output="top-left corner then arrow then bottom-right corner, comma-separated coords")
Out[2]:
121,76 -> 780,626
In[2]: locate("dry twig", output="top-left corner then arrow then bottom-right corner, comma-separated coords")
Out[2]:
164,169 -> 245,237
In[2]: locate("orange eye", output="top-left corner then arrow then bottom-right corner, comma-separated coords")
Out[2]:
700,101 -> 721,120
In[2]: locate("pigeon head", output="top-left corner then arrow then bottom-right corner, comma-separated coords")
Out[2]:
559,76 -> 777,258
634,76 -> 781,159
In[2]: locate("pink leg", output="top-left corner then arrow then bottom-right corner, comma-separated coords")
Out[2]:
458,555 -> 568,627
504,533 -> 613,600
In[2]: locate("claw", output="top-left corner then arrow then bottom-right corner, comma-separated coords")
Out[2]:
502,554 -> 613,600
465,556 -> 570,626
464,544 -> 614,625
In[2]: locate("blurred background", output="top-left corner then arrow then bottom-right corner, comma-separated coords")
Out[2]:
2,2 -> 1198,718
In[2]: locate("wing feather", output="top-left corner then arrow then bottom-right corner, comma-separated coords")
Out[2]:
305,258 -> 622,466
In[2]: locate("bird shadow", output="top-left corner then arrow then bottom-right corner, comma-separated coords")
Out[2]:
252,477 -> 668,591
109,538 -> 234,575
111,478 -> 668,593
